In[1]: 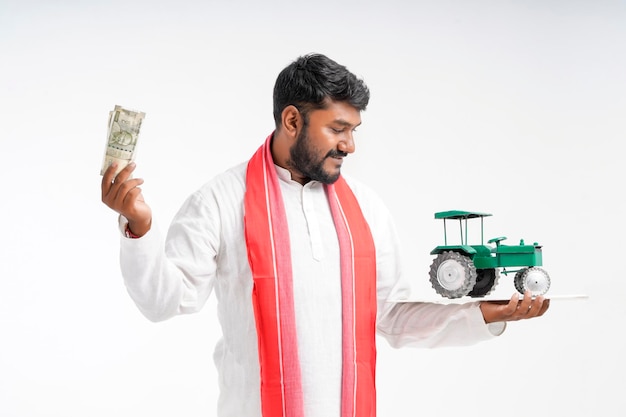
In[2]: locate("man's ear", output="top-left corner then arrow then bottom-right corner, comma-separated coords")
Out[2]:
281,105 -> 301,138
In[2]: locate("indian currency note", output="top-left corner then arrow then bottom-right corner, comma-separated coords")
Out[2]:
100,105 -> 146,176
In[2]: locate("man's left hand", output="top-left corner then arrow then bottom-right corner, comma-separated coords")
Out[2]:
480,292 -> 550,324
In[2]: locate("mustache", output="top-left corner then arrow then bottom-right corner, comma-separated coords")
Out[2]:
326,149 -> 348,158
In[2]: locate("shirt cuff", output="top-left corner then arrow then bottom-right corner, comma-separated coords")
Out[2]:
118,215 -> 144,239
487,321 -> 507,336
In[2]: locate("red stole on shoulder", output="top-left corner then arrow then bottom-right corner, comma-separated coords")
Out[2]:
243,134 -> 377,417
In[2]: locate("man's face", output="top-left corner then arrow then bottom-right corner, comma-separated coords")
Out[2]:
287,100 -> 361,184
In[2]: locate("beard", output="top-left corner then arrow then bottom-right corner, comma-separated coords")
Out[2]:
288,127 -> 346,184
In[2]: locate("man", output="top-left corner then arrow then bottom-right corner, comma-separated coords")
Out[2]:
101,53 -> 549,417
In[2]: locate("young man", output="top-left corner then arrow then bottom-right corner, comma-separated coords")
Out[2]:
101,53 -> 549,417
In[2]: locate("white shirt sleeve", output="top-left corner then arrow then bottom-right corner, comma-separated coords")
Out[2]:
118,219 -> 182,321
377,301 -> 505,348
117,188 -> 219,322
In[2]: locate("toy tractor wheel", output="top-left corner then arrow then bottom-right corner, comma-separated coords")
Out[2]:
514,267 -> 551,296
468,268 -> 500,297
429,251 -> 477,299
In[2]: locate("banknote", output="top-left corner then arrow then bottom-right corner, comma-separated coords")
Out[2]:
100,105 -> 146,176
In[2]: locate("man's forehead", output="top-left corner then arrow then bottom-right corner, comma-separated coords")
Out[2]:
331,117 -> 362,127
312,101 -> 361,125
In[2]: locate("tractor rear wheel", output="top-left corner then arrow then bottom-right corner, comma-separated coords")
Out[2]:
429,251 -> 477,299
468,268 -> 500,297
514,267 -> 551,296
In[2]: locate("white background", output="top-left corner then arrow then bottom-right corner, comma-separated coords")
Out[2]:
1,0 -> 623,416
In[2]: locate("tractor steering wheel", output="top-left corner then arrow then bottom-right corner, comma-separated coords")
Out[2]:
488,236 -> 507,246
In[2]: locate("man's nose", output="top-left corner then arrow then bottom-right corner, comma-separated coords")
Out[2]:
338,133 -> 355,154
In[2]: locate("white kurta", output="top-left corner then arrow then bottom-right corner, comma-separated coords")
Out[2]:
118,161 -> 504,417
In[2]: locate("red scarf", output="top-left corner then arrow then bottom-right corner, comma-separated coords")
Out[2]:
244,134 -> 377,417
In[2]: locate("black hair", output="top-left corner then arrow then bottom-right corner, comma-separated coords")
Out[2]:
272,53 -> 370,127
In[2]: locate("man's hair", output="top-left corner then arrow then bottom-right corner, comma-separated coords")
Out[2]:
272,53 -> 370,127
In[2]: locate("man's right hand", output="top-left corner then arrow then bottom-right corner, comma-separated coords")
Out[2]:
101,162 -> 152,237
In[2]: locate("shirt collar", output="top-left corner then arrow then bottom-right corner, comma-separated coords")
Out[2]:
274,164 -> 323,189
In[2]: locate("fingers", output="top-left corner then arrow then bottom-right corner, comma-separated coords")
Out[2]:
101,162 -> 144,213
110,162 -> 134,187
501,292 -> 521,316
508,292 -> 549,321
481,292 -> 550,323
525,293 -> 544,316
101,162 -> 119,199
102,162 -> 128,197
518,291 -> 533,313
114,175 -> 144,204
535,297 -> 550,317
123,185 -> 145,208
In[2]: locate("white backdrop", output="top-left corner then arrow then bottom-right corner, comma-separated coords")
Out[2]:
1,0 -> 623,416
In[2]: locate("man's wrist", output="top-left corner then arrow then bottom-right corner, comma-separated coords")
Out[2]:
124,223 -> 142,239
125,219 -> 151,238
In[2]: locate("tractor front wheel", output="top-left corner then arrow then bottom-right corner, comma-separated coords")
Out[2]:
514,267 -> 551,296
429,251 -> 477,299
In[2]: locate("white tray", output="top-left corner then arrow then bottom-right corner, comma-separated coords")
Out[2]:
390,294 -> 589,304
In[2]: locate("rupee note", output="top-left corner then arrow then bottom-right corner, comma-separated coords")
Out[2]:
100,105 -> 146,176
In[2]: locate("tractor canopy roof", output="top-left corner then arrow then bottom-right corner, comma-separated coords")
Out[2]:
434,210 -> 492,220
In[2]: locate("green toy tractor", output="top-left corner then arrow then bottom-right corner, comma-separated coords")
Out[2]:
429,210 -> 551,299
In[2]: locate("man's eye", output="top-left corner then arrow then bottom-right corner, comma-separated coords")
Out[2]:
331,128 -> 345,133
